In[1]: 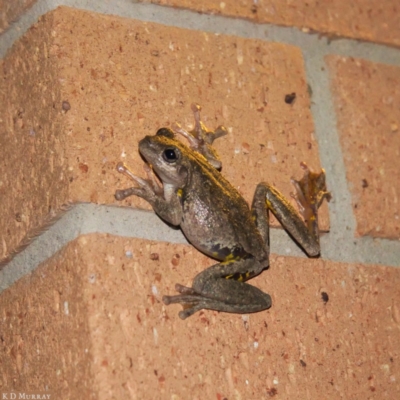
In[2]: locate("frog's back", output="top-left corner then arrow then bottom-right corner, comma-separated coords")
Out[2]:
179,156 -> 265,261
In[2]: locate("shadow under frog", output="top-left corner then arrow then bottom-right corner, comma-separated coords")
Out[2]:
115,104 -> 331,320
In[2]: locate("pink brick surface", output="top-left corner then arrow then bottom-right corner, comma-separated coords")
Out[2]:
2,4 -> 399,398
0,6 -> 328,262
1,234 -> 400,398
0,10 -> 69,262
1,1 -> 399,47
146,0 -> 400,47
0,239 -> 93,398
327,56 -> 400,239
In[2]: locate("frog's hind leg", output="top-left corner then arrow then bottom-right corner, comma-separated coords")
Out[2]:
163,258 -> 271,320
251,163 -> 330,257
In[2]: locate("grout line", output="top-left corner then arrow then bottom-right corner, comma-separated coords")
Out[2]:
0,203 -> 307,293
0,203 -> 399,294
300,54 -> 400,266
301,51 -> 359,262
0,0 -> 52,58
0,0 -> 399,292
1,0 -> 400,64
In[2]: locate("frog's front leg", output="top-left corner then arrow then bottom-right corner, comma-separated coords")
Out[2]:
172,103 -> 227,170
252,163 -> 331,257
114,162 -> 183,226
163,258 -> 271,320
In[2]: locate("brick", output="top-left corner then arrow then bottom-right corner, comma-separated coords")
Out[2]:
0,238 -> 93,397
2,1 -> 400,47
0,0 -> 37,33
0,11 -> 69,262
1,234 -> 400,398
327,56 -> 400,239
147,0 -> 400,47
0,6 -> 328,261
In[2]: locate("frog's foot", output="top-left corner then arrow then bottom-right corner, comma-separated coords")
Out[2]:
163,282 -> 272,320
163,284 -> 210,319
190,103 -> 227,145
114,162 -> 162,200
172,103 -> 227,170
290,162 -> 331,237
163,289 -> 231,320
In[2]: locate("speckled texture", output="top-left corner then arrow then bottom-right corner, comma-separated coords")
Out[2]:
0,6 -> 328,261
0,239 -> 94,398
0,0 -> 37,33
0,11 -> 69,261
54,6 -> 328,225
1,234 -> 400,398
2,1 -> 400,47
146,0 -> 400,47
327,56 -> 400,239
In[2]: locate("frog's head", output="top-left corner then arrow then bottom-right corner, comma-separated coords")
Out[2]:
138,128 -> 189,187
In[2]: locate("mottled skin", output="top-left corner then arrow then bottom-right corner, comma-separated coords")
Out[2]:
115,105 -> 331,320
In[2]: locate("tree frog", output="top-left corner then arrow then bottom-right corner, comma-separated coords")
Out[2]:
115,104 -> 331,320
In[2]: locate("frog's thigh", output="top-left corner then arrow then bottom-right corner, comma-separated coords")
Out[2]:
252,182 -> 319,256
192,259 -> 271,310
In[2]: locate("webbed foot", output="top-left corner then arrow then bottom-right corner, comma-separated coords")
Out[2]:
172,103 -> 227,170
291,162 -> 331,240
163,284 -> 207,320
163,275 -> 272,320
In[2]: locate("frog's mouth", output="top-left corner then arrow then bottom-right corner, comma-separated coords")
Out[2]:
137,136 -> 161,169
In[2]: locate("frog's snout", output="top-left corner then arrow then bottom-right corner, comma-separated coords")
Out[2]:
137,136 -> 152,156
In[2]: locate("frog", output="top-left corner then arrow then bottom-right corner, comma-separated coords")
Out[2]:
115,104 -> 331,320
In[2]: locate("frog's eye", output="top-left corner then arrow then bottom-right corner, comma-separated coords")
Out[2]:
163,148 -> 178,163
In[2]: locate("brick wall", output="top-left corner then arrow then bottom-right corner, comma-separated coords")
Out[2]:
1,1 -> 399,399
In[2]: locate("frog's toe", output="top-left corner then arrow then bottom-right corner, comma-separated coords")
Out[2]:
213,125 -> 228,141
163,285 -> 215,319
174,283 -> 198,295
115,189 -> 126,200
162,295 -> 176,305
179,310 -> 191,320
291,162 -> 331,216
162,294 -> 205,319
178,305 -> 204,320
114,188 -> 135,201
162,293 -> 200,305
